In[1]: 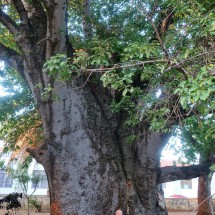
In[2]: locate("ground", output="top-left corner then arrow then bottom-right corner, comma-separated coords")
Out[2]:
0,210 -> 49,215
0,210 -> 196,214
169,212 -> 196,215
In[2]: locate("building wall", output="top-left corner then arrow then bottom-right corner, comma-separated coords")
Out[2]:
166,198 -> 215,211
0,194 -> 50,212
163,175 -> 215,199
0,154 -> 48,196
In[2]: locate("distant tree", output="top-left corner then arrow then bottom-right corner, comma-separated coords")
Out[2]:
181,117 -> 215,215
168,116 -> 215,215
11,156 -> 41,215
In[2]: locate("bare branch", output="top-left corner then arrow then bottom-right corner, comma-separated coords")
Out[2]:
0,8 -> 18,35
82,0 -> 93,39
84,59 -> 168,73
133,1 -> 170,62
171,51 -> 215,68
11,0 -> 29,25
0,43 -> 25,80
31,0 -> 47,14
21,0 -> 47,39
158,163 -> 211,183
40,0 -> 51,10
22,0 -> 47,20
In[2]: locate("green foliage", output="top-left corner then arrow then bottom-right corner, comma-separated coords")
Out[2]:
125,134 -> 136,145
11,157 -> 41,193
29,197 -> 41,212
10,157 -> 42,215
43,54 -> 78,82
0,67 -> 34,121
123,42 -> 161,60
0,68 -> 43,152
174,65 -> 215,112
169,115 -> 215,164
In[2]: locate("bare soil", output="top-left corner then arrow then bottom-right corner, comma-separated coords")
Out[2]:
0,210 -> 49,215
168,211 -> 196,215
0,210 -> 197,215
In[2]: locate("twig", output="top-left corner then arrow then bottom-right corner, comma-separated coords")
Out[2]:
132,0 -> 170,62
171,51 -> 215,68
85,59 -> 168,73
71,71 -> 93,90
191,192 -> 215,213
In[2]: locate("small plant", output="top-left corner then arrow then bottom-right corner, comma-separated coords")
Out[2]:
0,192 -> 22,215
29,197 -> 41,212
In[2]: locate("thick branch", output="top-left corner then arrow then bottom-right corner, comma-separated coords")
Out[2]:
27,146 -> 47,165
82,0 -> 93,39
21,0 -> 47,39
0,9 -> 18,35
30,0 -> 47,16
12,0 -> 30,25
158,163 -> 211,183
40,0 -> 51,10
45,0 -> 68,58
0,43 -> 25,80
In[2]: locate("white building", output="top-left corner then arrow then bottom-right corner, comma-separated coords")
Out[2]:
1,145 -> 215,199
0,141 -> 48,196
161,159 -> 215,198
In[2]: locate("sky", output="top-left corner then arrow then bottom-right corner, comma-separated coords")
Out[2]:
162,137 -> 181,160
0,61 -> 3,69
0,61 -> 7,96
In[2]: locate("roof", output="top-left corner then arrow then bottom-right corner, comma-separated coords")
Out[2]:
169,194 -> 188,199
160,159 -> 182,167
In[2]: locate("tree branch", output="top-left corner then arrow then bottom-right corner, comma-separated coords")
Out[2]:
0,43 -> 25,80
12,0 -> 30,25
158,163 -> 211,183
84,59 -> 168,73
82,0 -> 93,39
30,0 -> 47,15
0,9 -> 18,35
40,0 -> 51,10
134,0 -> 170,62
21,0 -> 47,39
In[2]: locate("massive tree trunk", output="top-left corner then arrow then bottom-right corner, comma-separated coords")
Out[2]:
31,84 -> 171,215
0,1 -> 212,214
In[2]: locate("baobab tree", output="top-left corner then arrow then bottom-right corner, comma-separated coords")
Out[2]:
0,0 -> 214,214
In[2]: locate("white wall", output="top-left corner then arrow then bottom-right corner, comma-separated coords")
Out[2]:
163,176 -> 215,198
0,149 -> 48,196
12,159 -> 48,196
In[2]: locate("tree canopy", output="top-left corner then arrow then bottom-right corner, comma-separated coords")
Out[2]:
0,0 -> 214,155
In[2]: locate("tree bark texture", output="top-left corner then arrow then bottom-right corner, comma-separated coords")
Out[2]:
197,154 -> 214,215
197,174 -> 214,215
31,83 -> 170,215
0,1 -> 212,215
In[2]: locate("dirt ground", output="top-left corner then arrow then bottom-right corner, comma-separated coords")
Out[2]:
0,210 -> 197,215
23,212 -> 195,215
168,212 -> 196,215
0,211 -> 49,215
